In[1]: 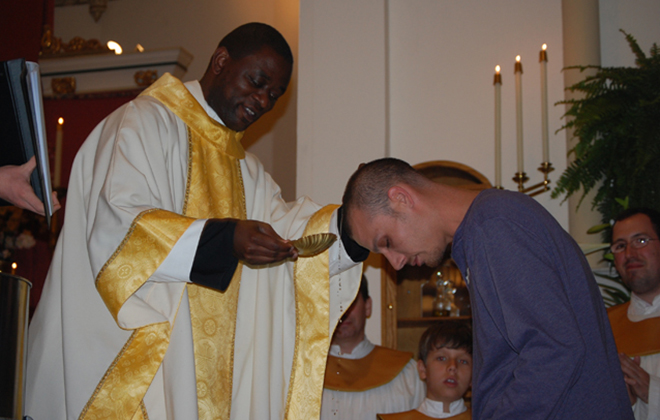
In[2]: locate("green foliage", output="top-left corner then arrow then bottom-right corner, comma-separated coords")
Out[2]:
552,31 -> 660,230
595,270 -> 631,307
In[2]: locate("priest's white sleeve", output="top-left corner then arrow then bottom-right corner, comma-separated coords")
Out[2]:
118,219 -> 206,329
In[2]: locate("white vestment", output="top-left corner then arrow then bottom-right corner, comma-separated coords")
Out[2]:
628,293 -> 660,420
26,79 -> 362,420
321,337 -> 426,420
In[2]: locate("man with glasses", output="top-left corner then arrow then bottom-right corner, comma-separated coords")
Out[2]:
608,208 -> 660,420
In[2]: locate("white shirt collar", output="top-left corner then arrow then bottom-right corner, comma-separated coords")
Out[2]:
183,80 -> 226,126
628,292 -> 660,321
417,398 -> 467,418
329,336 -> 374,359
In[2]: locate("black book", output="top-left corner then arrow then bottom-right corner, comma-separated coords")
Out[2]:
0,58 -> 54,226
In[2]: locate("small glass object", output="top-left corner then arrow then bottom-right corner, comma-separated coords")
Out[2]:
433,271 -> 460,317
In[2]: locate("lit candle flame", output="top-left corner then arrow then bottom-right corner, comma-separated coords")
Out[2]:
107,40 -> 123,55
542,44 -> 547,51
516,55 -> 521,62
58,117 -> 64,125
495,65 -> 501,74
136,44 -> 145,53
12,262 -> 17,271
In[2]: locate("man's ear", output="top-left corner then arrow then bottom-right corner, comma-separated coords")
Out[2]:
365,296 -> 373,318
210,47 -> 230,75
387,185 -> 414,212
417,359 -> 427,381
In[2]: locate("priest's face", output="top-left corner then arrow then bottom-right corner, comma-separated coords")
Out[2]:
204,46 -> 291,132
612,213 -> 660,302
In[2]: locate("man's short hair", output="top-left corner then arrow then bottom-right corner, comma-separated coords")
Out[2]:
341,158 -> 426,235
217,22 -> 293,65
418,321 -> 472,363
613,208 -> 660,239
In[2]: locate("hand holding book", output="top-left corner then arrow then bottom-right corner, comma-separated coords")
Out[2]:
1,58 -> 57,224
0,157 -> 61,216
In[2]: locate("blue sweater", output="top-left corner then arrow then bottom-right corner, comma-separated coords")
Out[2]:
452,190 -> 632,419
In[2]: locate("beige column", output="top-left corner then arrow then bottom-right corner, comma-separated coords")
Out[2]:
561,0 -> 603,266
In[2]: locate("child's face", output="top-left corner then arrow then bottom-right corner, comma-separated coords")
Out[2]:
417,346 -> 472,407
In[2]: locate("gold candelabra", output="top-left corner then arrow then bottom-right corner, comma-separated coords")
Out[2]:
513,161 -> 554,197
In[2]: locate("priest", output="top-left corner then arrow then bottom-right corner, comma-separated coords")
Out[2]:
26,22 -> 366,420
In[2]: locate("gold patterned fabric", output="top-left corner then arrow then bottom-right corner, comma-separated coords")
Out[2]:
286,205 -> 336,419
143,72 -> 246,420
84,209 -> 195,419
83,74 -> 247,419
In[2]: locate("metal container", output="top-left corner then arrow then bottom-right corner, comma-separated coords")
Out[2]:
0,272 -> 31,420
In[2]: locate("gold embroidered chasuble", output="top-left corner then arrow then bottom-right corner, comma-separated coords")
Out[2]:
83,74 -> 339,420
607,302 -> 660,357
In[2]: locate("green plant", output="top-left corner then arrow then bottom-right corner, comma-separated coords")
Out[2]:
552,30 -> 660,230
594,270 -> 630,307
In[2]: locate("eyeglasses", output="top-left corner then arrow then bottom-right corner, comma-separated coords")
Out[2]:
610,236 -> 660,254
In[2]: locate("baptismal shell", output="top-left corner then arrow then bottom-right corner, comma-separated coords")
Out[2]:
292,233 -> 337,257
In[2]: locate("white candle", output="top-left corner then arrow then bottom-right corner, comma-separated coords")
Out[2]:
494,65 -> 502,187
514,55 -> 524,173
540,44 -> 549,163
54,117 -> 63,188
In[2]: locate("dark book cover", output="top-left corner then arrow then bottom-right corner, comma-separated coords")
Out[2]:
0,58 -> 54,225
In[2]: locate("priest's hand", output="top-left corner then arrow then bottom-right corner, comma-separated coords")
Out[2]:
619,353 -> 649,404
234,220 -> 298,264
0,157 -> 61,215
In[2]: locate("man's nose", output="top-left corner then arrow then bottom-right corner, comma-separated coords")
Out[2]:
253,90 -> 270,110
385,251 -> 407,271
624,243 -> 637,259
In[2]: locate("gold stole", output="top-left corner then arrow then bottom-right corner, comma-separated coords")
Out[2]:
607,302 -> 660,357
286,204 -> 337,419
83,73 -> 336,420
83,73 -> 245,420
324,346 -> 413,392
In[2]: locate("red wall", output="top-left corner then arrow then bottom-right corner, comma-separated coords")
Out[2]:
2,0 -> 137,312
0,0 -> 52,62
43,95 -> 136,189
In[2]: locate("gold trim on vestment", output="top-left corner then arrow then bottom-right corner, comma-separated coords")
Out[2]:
324,346 -> 413,392
143,73 -> 247,419
83,73 -> 247,419
84,209 -> 196,419
608,302 -> 660,357
285,204 -> 338,419
138,401 -> 149,420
